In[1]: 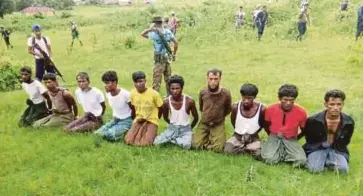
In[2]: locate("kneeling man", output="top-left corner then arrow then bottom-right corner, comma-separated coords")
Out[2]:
33,73 -> 78,128
125,71 -> 163,146
64,72 -> 105,133
192,69 -> 232,152
19,66 -> 51,127
261,84 -> 307,167
224,83 -> 264,158
299,89 -> 354,173
94,71 -> 133,141
154,75 -> 199,149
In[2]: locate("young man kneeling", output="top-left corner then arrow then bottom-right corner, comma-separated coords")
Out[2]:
261,84 -> 307,167
125,71 -> 163,146
64,72 -> 105,133
33,73 -> 78,128
154,75 -> 199,149
224,83 -> 265,158
94,71 -> 133,141
299,90 -> 354,173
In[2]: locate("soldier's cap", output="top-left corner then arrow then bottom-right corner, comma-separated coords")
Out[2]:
151,16 -> 163,23
32,24 -> 41,31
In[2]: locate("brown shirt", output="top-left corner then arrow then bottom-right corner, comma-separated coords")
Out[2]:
199,88 -> 232,124
49,88 -> 70,114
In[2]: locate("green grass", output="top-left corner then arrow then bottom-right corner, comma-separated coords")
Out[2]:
1,0 -> 363,195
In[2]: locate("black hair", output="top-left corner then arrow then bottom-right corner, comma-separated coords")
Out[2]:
132,71 -> 146,82
43,73 -> 57,81
278,84 -> 298,99
164,17 -> 169,22
167,75 -> 184,88
207,68 -> 222,77
240,83 -> 258,97
102,71 -> 118,83
76,72 -> 90,82
324,89 -> 346,102
20,66 -> 32,74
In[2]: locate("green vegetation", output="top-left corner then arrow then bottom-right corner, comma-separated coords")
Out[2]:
0,0 -> 363,195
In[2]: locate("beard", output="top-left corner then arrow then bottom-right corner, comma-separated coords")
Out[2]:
208,84 -> 219,92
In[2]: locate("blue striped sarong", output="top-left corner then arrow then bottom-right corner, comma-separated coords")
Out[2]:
154,124 -> 192,149
94,116 -> 132,141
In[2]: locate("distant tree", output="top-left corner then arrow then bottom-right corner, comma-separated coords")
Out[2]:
36,0 -> 74,10
15,0 -> 35,11
0,0 -> 15,19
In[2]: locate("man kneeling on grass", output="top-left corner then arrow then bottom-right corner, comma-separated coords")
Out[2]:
94,71 -> 133,141
64,72 -> 106,133
192,69 -> 232,152
153,75 -> 199,149
299,90 -> 354,173
33,73 -> 78,128
19,66 -> 51,127
125,71 -> 163,146
224,83 -> 265,158
261,84 -> 307,167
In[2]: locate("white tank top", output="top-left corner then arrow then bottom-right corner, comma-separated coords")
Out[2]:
169,95 -> 190,126
235,101 -> 262,135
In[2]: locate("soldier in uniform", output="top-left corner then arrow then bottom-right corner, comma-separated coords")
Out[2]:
141,16 -> 178,96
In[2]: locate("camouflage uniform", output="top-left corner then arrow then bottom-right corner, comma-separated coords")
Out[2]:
153,55 -> 171,92
147,25 -> 174,94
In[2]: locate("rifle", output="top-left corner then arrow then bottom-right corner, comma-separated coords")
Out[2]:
33,44 -> 65,82
155,30 -> 174,61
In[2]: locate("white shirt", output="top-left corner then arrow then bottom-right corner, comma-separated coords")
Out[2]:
27,36 -> 51,59
22,80 -> 47,104
106,88 -> 132,119
169,95 -> 190,126
75,87 -> 105,117
236,10 -> 245,19
235,101 -> 262,135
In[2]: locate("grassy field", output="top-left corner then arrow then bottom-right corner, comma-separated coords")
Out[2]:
1,0 -> 363,195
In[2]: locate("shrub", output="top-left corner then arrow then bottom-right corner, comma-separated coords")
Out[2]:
147,6 -> 157,15
33,12 -> 44,19
0,59 -> 21,92
124,36 -> 136,49
60,12 -> 72,19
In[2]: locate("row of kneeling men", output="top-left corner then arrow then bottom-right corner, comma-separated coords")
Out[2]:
18,67 -> 354,174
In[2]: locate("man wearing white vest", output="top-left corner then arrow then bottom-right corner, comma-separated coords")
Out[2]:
154,75 -> 199,149
224,83 -> 265,158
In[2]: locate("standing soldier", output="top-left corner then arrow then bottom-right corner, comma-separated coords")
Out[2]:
356,5 -> 363,41
0,26 -> 13,49
341,0 -> 349,11
27,24 -> 55,81
255,5 -> 268,41
141,16 -> 178,95
296,6 -> 310,41
235,6 -> 245,31
70,21 -> 83,48
170,11 -> 180,35
252,5 -> 261,30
